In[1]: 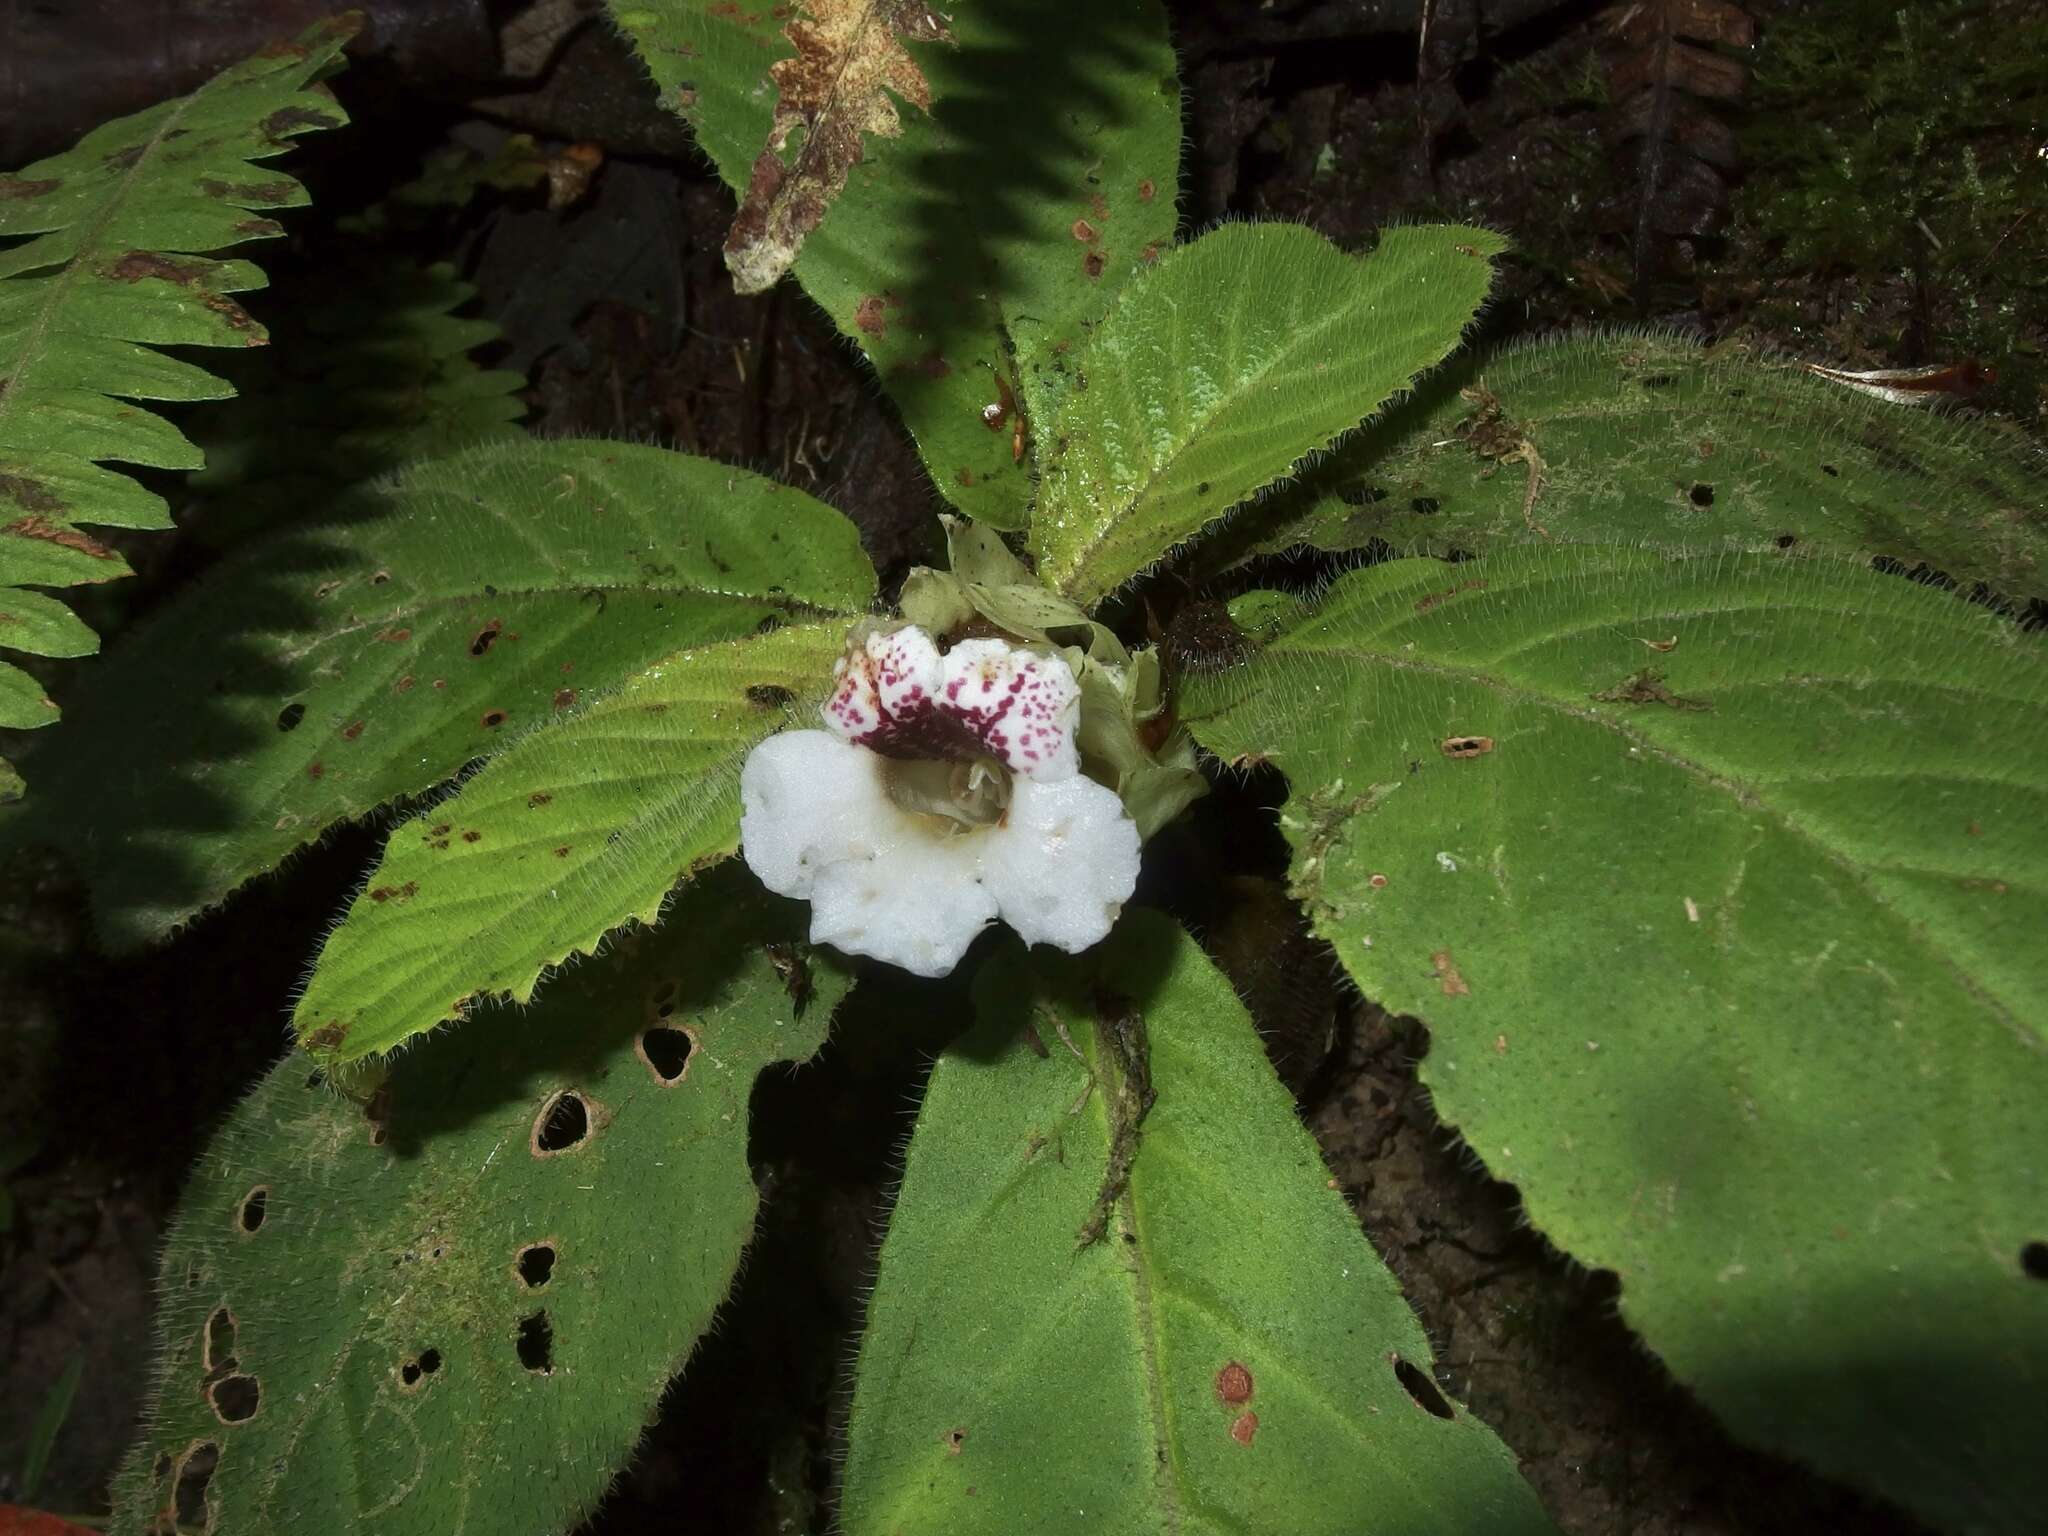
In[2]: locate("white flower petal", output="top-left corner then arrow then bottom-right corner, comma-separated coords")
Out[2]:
982,774 -> 1142,954
940,637 -> 1080,781
738,731 -> 895,899
744,626 -> 1140,978
807,838 -> 997,979
741,728 -> 999,976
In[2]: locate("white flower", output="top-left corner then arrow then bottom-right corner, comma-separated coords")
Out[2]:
739,625 -> 1141,977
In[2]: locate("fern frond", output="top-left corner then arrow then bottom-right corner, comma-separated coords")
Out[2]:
0,15 -> 356,801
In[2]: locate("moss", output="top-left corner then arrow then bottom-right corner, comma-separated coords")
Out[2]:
1736,0 -> 2048,414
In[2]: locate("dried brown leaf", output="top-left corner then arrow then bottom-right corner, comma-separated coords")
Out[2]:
724,0 -> 952,295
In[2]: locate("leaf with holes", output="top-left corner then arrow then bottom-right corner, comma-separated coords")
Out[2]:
0,15 -> 355,798
1179,546 -> 2048,1534
841,912 -> 1553,1536
291,617 -> 850,1065
1243,332 -> 2048,601
107,871 -> 849,1536
611,0 -> 1181,527
23,437 -> 873,949
1029,223 -> 1506,609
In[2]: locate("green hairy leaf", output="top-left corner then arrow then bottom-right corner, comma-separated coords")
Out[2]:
1031,223 -> 1507,608
29,438 -> 873,949
842,913 -> 1552,1536
1181,547 -> 2048,1533
611,0 -> 1181,528
1253,332 -> 2048,597
293,618 -> 852,1065
0,15 -> 356,797
108,872 -> 850,1536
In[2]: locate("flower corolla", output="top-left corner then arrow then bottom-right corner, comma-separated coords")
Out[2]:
739,625 -> 1141,977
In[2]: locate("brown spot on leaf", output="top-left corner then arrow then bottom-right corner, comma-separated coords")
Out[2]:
529,792 -> 554,808
553,687 -> 578,710
368,882 -> 418,904
234,218 -> 284,237
395,675 -> 416,693
0,174 -> 60,199
1591,668 -> 1711,711
1432,950 -> 1470,997
1230,1411 -> 1258,1445
1414,578 -> 1488,613
198,176 -> 298,205
0,476 -> 65,515
375,627 -> 412,644
725,0 -> 954,293
1216,1361 -> 1253,1404
553,844 -> 572,858
854,294 -> 889,336
1368,872 -> 1390,888
942,1427 -> 967,1455
6,514 -> 115,558
1137,178 -> 1156,201
1440,735 -> 1494,759
470,619 -> 504,657
104,250 -> 208,285
1071,217 -> 1099,243
1082,250 -> 1106,279
304,1023 -> 347,1051
305,761 -> 325,780
746,684 -> 795,709
461,830 -> 481,844
480,709 -> 509,729
202,292 -> 261,338
261,105 -> 342,141
341,720 -> 365,741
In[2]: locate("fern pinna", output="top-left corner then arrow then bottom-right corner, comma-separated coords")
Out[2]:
0,15 -> 353,801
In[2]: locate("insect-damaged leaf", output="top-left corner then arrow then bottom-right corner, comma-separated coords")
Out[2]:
724,0 -> 952,295
841,914 -> 1552,1535
1240,332 -> 2048,604
1180,545 -> 2048,1535
109,871 -> 852,1536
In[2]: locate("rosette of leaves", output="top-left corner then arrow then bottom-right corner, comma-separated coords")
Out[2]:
47,2 -> 2048,1532
0,15 -> 357,803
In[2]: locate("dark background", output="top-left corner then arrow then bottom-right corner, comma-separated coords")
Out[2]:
4,0 -> 2042,1529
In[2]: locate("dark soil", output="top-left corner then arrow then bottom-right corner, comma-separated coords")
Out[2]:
3,0 -> 2016,1530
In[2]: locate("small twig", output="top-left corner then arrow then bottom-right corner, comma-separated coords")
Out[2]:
1076,990 -> 1156,1250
